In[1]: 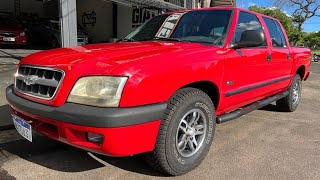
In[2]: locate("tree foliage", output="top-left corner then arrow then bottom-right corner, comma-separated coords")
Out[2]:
249,6 -> 301,45
274,0 -> 320,32
303,31 -> 320,49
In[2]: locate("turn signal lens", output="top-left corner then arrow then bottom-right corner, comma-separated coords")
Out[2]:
86,132 -> 104,144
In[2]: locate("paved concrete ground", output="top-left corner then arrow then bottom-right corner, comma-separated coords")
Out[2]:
0,55 -> 319,179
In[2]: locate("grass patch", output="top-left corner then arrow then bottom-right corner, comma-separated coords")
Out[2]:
312,50 -> 320,54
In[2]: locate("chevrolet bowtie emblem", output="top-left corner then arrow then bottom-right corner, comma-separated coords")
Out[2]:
23,75 -> 39,86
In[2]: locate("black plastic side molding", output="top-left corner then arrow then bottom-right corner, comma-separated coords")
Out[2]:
217,91 -> 289,124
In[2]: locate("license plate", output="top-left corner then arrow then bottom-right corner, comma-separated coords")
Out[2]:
12,115 -> 32,142
3,37 -> 15,42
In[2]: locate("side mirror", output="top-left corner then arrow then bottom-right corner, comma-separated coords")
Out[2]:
231,30 -> 265,49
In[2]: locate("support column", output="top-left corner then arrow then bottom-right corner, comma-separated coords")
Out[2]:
59,0 -> 77,47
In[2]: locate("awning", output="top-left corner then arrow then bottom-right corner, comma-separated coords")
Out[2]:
106,0 -> 185,10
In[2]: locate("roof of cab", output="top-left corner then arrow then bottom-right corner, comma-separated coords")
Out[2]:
166,6 -> 279,22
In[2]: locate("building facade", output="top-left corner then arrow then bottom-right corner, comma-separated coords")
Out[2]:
0,0 -> 236,47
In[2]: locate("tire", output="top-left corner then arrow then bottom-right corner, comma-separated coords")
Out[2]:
314,55 -> 319,62
144,88 -> 216,176
276,74 -> 302,112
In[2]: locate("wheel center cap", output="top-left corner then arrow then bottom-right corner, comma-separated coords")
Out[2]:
186,127 -> 196,136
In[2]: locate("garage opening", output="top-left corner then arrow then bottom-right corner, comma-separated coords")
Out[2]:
0,0 -> 59,49
0,0 -> 195,51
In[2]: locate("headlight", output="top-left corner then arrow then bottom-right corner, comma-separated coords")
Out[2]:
67,76 -> 128,107
20,31 -> 25,36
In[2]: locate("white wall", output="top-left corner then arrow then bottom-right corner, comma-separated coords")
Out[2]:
117,6 -> 159,39
77,1 -> 159,43
77,0 -> 113,43
117,5 -> 133,39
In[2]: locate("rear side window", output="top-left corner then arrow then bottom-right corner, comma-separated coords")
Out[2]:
274,20 -> 287,47
232,11 -> 265,45
263,17 -> 287,48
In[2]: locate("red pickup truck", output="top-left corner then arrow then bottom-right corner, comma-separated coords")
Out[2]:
6,7 -> 311,175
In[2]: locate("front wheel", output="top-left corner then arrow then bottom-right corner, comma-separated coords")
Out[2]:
276,74 -> 302,112
144,88 -> 216,176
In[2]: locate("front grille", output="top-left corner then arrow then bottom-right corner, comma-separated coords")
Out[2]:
0,32 -> 17,37
15,66 -> 64,100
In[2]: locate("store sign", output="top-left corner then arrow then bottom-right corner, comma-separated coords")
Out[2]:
132,8 -> 159,28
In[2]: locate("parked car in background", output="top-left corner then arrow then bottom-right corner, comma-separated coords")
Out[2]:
0,12 -> 27,46
28,20 -> 88,47
6,7 -> 311,176
77,24 -> 90,46
313,53 -> 319,62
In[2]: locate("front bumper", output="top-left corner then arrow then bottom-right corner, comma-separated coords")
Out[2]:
6,85 -> 166,156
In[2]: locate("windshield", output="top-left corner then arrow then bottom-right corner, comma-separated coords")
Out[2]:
124,10 -> 232,46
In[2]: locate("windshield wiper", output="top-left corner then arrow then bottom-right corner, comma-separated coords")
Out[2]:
183,40 -> 214,45
118,37 -> 183,42
153,37 -> 212,45
118,38 -> 136,42
153,37 -> 182,42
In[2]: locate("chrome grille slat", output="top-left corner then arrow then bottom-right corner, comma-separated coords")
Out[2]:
15,75 -> 59,87
14,66 -> 64,100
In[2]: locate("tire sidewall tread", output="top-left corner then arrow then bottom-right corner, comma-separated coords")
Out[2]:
145,88 -> 216,176
277,74 -> 302,112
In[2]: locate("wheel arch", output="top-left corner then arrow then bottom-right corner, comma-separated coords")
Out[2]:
296,65 -> 306,80
180,81 -> 220,110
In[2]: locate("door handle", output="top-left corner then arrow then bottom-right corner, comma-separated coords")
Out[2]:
287,54 -> 291,60
267,55 -> 272,61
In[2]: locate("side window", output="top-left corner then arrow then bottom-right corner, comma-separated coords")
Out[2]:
263,17 -> 286,48
274,20 -> 287,48
232,11 -> 265,45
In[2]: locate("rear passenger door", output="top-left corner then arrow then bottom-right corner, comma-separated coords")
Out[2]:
262,17 -> 293,81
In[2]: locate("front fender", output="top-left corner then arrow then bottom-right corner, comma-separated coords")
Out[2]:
118,59 -> 224,107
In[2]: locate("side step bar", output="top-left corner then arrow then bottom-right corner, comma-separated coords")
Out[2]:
216,91 -> 289,124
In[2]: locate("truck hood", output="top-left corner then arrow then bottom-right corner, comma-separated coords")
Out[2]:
21,41 -> 220,76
